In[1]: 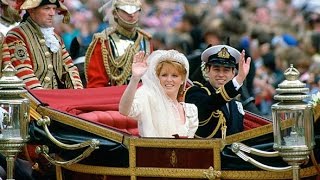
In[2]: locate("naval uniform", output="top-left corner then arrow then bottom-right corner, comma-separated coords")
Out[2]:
184,80 -> 244,138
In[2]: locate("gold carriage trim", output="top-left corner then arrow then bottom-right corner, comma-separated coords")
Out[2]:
25,88 -> 319,180
56,135 -> 319,180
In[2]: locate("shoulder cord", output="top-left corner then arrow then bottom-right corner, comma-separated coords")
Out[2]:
101,32 -> 143,85
196,110 -> 227,139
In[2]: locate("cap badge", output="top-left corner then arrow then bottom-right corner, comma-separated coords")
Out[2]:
217,47 -> 230,59
49,0 -> 56,3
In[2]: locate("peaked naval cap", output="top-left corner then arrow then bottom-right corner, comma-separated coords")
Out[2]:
201,45 -> 241,68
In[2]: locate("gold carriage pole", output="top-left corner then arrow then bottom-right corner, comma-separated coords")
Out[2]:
0,63 -> 30,180
231,64 -> 315,180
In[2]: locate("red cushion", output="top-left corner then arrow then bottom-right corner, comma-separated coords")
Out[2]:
77,111 -> 139,136
243,111 -> 271,130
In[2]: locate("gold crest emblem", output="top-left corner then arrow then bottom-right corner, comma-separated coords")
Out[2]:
217,47 -> 230,59
170,150 -> 177,167
14,41 -> 28,61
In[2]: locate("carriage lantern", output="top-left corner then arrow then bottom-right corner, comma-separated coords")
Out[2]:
0,63 -> 30,180
271,64 -> 315,179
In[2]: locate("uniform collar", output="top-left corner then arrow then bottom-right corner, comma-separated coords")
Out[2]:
116,24 -> 137,40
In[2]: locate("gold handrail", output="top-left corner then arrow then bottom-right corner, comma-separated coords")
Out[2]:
34,115 -> 100,166
35,143 -> 98,166
37,116 -> 99,150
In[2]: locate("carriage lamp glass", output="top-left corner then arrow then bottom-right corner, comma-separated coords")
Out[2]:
0,63 -> 30,180
272,104 -> 314,151
271,65 -> 314,179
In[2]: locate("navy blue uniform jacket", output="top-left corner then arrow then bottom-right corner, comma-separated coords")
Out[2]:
184,80 -> 244,138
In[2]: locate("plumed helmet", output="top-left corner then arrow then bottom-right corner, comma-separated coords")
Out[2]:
112,0 -> 141,14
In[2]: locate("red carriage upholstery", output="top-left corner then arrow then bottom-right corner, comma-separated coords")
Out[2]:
75,109 -> 270,136
243,111 -> 271,130
29,85 -> 271,137
77,110 -> 139,136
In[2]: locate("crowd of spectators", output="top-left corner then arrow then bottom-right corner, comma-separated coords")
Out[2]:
54,0 -> 320,118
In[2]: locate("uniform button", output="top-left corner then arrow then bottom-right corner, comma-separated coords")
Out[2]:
44,77 -> 51,82
45,52 -> 51,57
40,39 -> 46,45
48,64 -> 53,70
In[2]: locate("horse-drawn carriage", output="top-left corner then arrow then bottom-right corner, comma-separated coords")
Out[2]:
23,84 -> 320,180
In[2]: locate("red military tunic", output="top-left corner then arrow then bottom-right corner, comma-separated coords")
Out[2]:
85,27 -> 152,88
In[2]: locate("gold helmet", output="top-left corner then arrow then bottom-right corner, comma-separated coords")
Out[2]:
112,0 -> 141,14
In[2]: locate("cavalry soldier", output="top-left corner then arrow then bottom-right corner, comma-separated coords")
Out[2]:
85,0 -> 153,88
184,45 -> 251,139
1,0 -> 83,90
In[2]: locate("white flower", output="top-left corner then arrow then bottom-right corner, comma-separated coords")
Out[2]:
311,91 -> 320,107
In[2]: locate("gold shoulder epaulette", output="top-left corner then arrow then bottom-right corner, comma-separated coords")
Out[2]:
201,86 -> 211,96
184,81 -> 210,96
193,81 -> 203,87
94,27 -> 116,40
105,27 -> 116,36
216,86 -> 231,101
92,32 -> 105,40
137,28 -> 152,39
193,81 -> 211,95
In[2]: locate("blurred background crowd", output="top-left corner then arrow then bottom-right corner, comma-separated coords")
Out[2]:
54,0 -> 320,118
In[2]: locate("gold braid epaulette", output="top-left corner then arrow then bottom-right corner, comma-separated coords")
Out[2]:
216,86 -> 232,101
85,27 -> 149,85
136,28 -> 152,39
193,81 -> 203,87
195,110 -> 227,139
84,28 -> 116,82
103,28 -> 143,85
193,81 -> 211,95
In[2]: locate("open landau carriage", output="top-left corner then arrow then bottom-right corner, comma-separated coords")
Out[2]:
23,81 -> 320,180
